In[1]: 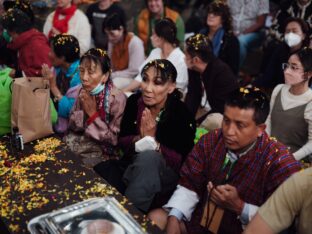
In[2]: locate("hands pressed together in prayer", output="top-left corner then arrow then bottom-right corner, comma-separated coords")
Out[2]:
41,64 -> 56,87
79,89 -> 97,117
140,108 -> 156,138
42,64 -> 63,101
208,181 -> 245,215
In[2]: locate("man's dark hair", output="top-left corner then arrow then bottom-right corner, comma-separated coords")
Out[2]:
185,34 -> 214,63
50,34 -> 80,63
225,87 -> 270,125
1,8 -> 32,33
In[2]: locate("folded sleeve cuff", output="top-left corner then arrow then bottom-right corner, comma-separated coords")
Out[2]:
163,185 -> 199,221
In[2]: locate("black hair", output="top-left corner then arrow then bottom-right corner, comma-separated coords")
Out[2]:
225,87 -> 270,125
283,17 -> 310,48
185,34 -> 214,63
3,0 -> 34,23
144,0 -> 166,7
296,47 -> 312,72
80,48 -> 111,75
141,58 -> 177,83
295,47 -> 312,86
1,8 -> 31,33
141,59 -> 182,111
206,1 -> 233,33
154,17 -> 179,46
102,13 -> 127,36
50,34 -> 80,63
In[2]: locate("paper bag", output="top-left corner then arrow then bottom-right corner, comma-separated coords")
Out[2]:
11,77 -> 54,143
200,200 -> 224,234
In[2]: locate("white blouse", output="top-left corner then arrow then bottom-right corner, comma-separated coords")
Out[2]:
134,47 -> 188,93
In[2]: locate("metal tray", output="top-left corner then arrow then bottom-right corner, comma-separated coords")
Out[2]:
27,197 -> 147,234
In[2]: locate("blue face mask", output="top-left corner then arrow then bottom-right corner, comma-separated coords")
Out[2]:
90,82 -> 105,96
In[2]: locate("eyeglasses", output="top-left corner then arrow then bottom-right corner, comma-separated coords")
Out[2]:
282,63 -> 304,73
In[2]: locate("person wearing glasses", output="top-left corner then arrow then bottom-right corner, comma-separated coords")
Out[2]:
255,17 -> 310,89
265,48 -> 312,161
148,87 -> 301,234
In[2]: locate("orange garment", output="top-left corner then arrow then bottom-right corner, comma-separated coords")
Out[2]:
111,33 -> 133,71
137,7 -> 179,51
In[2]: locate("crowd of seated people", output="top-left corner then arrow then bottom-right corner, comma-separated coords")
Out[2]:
0,0 -> 311,233
256,17 -> 310,88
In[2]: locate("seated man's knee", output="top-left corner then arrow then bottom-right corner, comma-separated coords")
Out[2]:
148,208 -> 169,230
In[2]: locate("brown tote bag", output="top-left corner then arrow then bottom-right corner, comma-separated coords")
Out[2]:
11,77 -> 53,143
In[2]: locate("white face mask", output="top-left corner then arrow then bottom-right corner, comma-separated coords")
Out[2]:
284,73 -> 306,86
284,32 -> 302,47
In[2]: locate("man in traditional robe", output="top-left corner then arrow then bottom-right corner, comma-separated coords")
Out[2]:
148,87 -> 301,234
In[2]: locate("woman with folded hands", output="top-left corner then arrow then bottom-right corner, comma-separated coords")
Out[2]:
65,48 -> 126,168
94,59 -> 196,212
